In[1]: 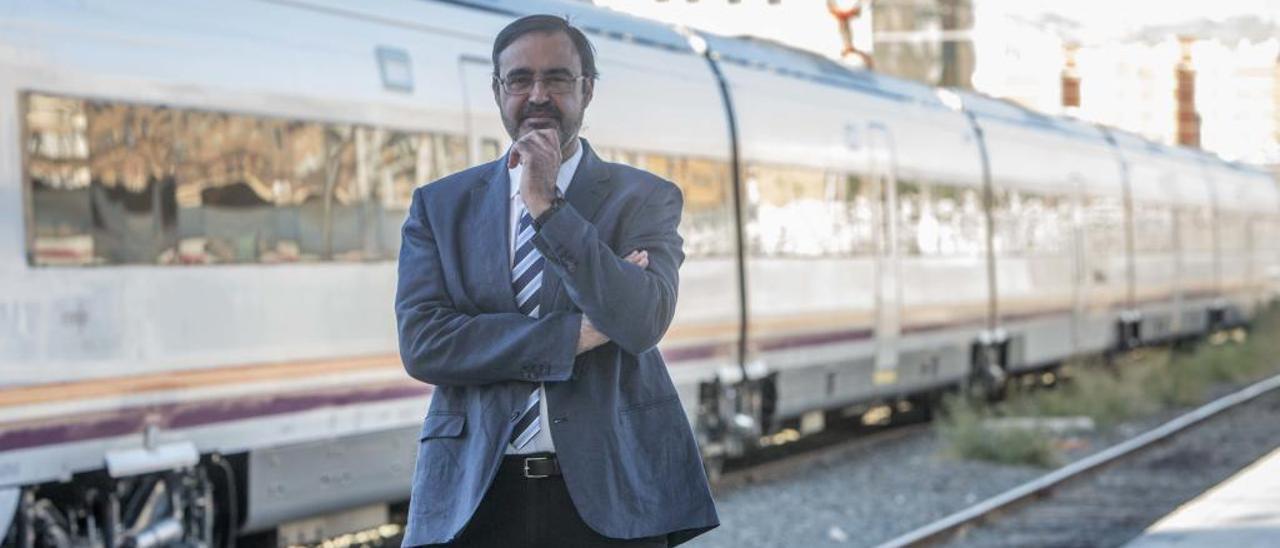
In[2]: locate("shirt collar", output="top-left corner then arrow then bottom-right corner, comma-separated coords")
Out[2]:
508,138 -> 584,199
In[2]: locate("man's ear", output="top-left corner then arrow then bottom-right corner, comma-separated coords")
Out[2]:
582,77 -> 594,108
492,76 -> 502,106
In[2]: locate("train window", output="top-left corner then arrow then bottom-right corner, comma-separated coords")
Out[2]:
431,134 -> 469,183
1179,206 -> 1215,253
172,111 -> 302,264
596,147 -> 736,258
641,154 -> 677,181
1217,214 -> 1248,253
363,129 -> 430,259
679,158 -> 734,258
897,180 -> 923,256
991,189 -> 1075,257
26,95 -> 95,265
747,163 -> 837,257
1082,196 -> 1125,257
1258,218 -> 1280,255
1133,205 -> 1175,253
837,173 -> 876,256
480,137 -> 503,163
900,180 -> 987,257
23,92 -> 463,266
87,102 -> 176,264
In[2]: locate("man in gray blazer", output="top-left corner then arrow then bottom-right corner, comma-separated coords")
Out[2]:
395,14 -> 719,547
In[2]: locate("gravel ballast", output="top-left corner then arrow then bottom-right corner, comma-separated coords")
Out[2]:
685,375 -> 1280,548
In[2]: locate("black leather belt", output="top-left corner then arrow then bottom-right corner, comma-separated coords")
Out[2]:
500,453 -> 561,479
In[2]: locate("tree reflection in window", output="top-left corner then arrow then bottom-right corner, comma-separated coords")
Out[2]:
23,92 -> 465,266
597,148 -> 735,258
26,95 -> 94,265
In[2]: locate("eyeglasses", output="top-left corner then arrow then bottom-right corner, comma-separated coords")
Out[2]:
497,74 -> 585,95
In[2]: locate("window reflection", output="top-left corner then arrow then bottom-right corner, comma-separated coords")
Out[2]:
899,181 -> 986,257
1134,205 -> 1175,253
598,148 -> 735,258
24,92 -> 464,266
27,95 -> 93,265
1083,196 -> 1125,256
1179,206 -> 1215,253
173,112 -> 291,264
86,102 -> 176,264
746,164 -> 868,258
1217,215 -> 1248,253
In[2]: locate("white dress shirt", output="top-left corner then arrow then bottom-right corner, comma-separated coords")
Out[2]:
505,139 -> 583,455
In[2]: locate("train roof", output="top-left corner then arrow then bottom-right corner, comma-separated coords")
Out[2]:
953,90 -> 1108,144
435,0 -> 694,53
696,34 -> 946,106
1106,126 -> 1269,174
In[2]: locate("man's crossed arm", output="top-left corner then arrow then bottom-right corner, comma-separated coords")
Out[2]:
395,183 -> 669,388
575,249 -> 647,354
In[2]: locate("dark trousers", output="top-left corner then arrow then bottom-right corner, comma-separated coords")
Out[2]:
426,453 -> 668,548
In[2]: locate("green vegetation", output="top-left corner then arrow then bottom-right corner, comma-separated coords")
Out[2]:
937,392 -> 1061,467
937,305 -> 1280,467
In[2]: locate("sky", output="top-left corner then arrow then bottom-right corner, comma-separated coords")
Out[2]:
997,0 -> 1278,39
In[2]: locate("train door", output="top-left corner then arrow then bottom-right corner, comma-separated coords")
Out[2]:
868,123 -> 902,386
459,55 -> 507,164
1168,172 -> 1186,334
1068,175 -> 1087,354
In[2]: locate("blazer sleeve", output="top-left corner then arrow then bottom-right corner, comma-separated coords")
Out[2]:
395,187 -> 582,387
532,181 -> 685,355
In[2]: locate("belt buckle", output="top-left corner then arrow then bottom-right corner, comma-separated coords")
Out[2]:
523,457 -> 550,479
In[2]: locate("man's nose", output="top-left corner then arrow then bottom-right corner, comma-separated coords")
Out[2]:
528,80 -> 552,102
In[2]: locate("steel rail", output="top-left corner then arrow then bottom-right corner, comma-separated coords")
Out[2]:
877,370 -> 1280,547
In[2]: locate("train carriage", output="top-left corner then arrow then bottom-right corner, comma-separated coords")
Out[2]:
2,0 -> 1278,545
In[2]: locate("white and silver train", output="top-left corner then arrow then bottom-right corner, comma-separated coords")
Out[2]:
2,0 -> 1277,545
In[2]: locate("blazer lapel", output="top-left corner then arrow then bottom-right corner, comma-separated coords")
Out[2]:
468,158 -> 517,312
542,139 -> 615,313
563,140 -> 613,223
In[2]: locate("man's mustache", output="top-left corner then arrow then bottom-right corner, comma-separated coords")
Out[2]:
520,103 -> 561,122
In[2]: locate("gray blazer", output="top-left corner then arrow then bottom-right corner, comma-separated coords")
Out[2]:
395,140 -> 719,546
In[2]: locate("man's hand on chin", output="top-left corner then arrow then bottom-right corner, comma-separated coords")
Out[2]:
510,128 -> 561,217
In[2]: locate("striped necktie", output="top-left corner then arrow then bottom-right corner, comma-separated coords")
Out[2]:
509,206 -> 543,450
511,207 -> 543,319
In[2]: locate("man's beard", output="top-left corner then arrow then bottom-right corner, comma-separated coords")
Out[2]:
507,102 -> 578,147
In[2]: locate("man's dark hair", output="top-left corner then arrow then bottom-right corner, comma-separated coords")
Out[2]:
491,14 -> 598,80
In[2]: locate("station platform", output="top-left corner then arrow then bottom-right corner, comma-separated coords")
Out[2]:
1125,445 -> 1280,547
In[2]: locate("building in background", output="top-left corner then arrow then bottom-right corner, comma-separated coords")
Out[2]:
871,0 -> 975,88
973,13 -> 1280,165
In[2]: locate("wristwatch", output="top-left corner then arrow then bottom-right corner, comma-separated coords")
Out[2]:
533,196 -> 566,229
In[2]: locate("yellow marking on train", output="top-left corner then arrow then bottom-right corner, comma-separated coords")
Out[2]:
8,289 -> 1234,409
0,354 -> 404,409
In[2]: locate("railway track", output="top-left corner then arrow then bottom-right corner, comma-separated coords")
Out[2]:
878,371 -> 1280,547
713,419 -> 934,495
